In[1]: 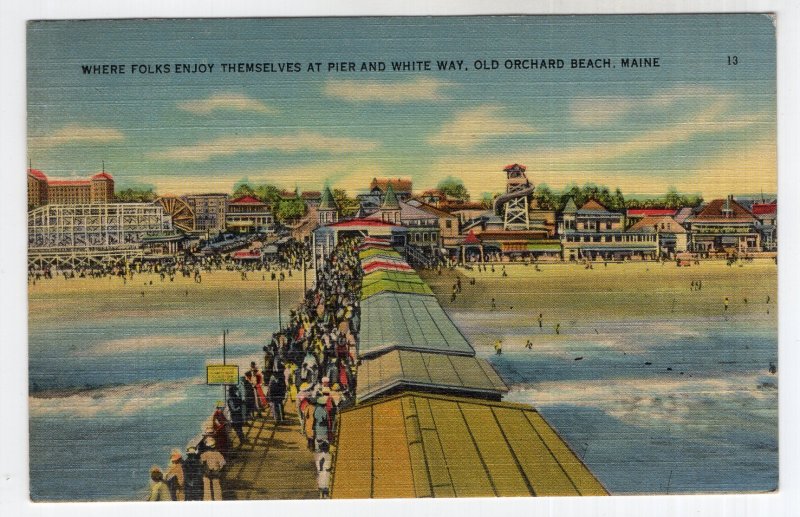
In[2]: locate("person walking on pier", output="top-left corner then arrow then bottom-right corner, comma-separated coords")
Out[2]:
212,402 -> 230,457
200,438 -> 226,501
242,373 -> 256,422
165,449 -> 186,501
227,385 -> 247,445
146,466 -> 171,501
183,447 -> 204,501
268,373 -> 285,423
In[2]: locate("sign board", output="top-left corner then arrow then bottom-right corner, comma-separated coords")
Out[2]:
206,364 -> 240,385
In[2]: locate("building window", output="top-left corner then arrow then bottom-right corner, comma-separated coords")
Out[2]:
605,236 -> 611,242
445,220 -> 452,229
606,221 -> 612,230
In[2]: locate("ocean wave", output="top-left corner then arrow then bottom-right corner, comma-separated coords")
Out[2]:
80,328 -> 271,356
29,378 -> 204,418
507,373 -> 778,427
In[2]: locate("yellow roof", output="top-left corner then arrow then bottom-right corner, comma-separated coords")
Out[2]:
356,350 -> 508,403
331,391 -> 608,498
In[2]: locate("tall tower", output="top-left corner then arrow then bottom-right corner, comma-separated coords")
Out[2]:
500,163 -> 533,230
380,184 -> 401,224
318,185 -> 339,225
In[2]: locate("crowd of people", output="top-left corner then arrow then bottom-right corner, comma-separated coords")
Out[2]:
148,237 -> 364,501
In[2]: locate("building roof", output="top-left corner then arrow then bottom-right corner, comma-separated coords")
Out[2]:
628,215 -> 687,234
751,202 -> 777,215
361,270 -> 434,300
626,209 -> 677,217
361,260 -> 415,275
229,195 -> 265,205
381,184 -> 400,209
355,350 -> 508,403
331,391 -> 608,498
358,291 -> 475,358
674,207 -> 695,224
503,163 -> 527,172
463,229 -> 481,245
370,177 -> 413,193
691,197 -> 756,223
48,179 -> 91,186
407,200 -> 458,219
562,197 -> 578,214
577,199 -> 614,215
27,168 -> 48,181
358,247 -> 403,261
319,186 -> 337,210
91,171 -> 114,180
327,219 -> 398,229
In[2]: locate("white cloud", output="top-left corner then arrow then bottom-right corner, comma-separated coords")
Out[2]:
29,124 -> 124,149
427,105 -> 538,149
324,77 -> 448,103
148,131 -> 380,162
177,93 -> 275,115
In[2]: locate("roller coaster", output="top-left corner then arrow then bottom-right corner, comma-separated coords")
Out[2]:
493,163 -> 535,230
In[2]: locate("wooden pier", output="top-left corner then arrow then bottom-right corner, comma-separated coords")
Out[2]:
222,407 -> 319,500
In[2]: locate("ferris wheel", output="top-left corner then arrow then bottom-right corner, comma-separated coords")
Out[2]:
156,196 -> 196,233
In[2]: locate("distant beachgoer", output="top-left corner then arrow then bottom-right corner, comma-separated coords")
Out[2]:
183,447 -> 204,501
525,339 -> 533,350
555,323 -> 561,335
165,449 -> 185,501
494,339 -> 502,355
766,295 -> 771,304
147,466 -> 171,501
538,313 -> 543,329
200,438 -> 226,501
491,298 -> 496,310
724,297 -> 729,311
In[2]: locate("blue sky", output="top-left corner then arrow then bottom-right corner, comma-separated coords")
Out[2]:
26,15 -> 776,198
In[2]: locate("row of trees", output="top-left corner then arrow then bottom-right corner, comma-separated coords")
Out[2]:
115,179 -> 704,221
530,183 -> 702,211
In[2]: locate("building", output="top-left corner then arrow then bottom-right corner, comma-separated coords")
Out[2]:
365,186 -> 440,248
317,186 -> 339,226
225,195 -> 275,234
751,201 -> 777,251
627,215 -> 688,257
357,177 -> 413,212
559,198 -> 658,260
185,193 -> 228,232
625,208 -> 677,226
27,168 -> 115,208
685,196 -> 761,254
406,199 -> 460,247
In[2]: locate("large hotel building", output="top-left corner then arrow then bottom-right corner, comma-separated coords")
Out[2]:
27,168 -> 115,208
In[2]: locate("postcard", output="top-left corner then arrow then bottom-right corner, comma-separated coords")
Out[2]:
26,14 -> 777,501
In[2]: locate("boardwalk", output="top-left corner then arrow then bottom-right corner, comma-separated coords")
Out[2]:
222,407 -> 319,500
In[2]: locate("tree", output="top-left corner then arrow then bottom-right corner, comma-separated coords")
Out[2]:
533,184 -> 556,210
664,186 -> 682,209
232,183 -> 255,198
254,184 -> 282,205
436,176 -> 471,201
275,198 -> 306,222
333,189 -> 360,217
609,187 -> 626,212
479,192 -> 497,209
115,187 -> 157,202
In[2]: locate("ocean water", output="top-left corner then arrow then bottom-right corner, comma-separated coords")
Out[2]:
456,315 -> 779,494
29,314 -> 277,501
